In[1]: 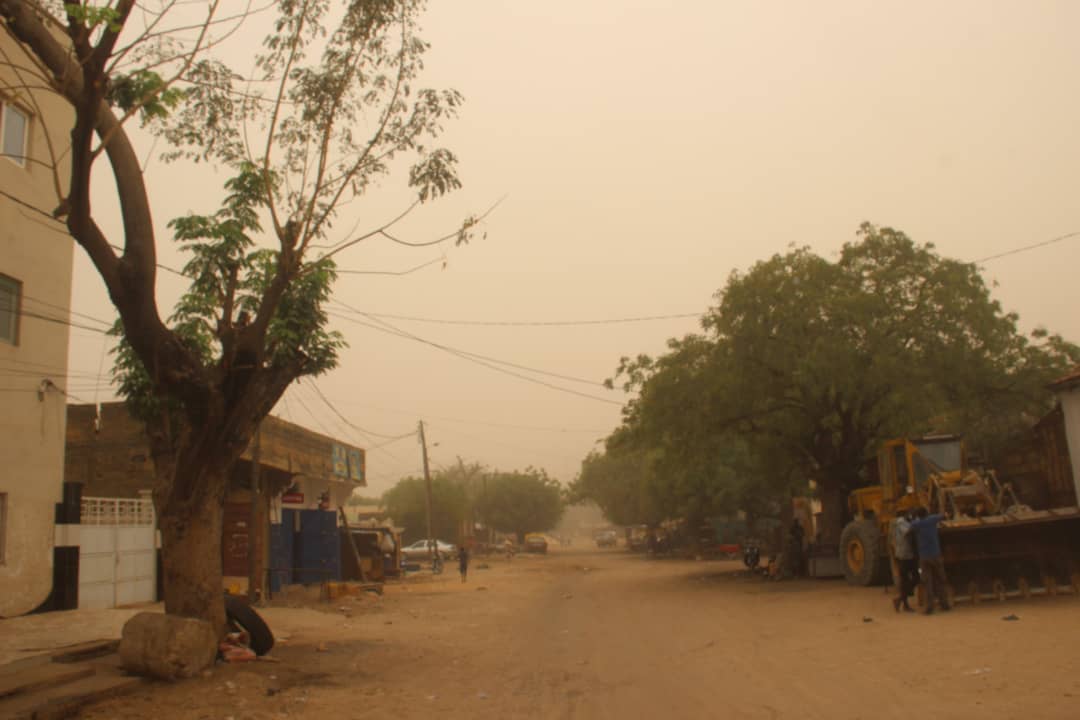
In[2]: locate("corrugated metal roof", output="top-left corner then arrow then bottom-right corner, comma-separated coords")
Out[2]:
1049,365 -> 1080,390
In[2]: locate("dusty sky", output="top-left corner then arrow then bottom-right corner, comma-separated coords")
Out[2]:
65,1 -> 1080,494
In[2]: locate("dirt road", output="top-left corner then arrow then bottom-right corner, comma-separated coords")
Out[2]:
83,548 -> 1080,719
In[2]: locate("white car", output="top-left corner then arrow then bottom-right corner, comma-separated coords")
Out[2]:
402,539 -> 457,560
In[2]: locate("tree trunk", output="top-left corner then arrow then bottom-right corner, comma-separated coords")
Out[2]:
157,474 -> 227,635
818,481 -> 847,545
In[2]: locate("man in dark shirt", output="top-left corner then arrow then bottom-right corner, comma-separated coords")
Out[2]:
458,545 -> 470,583
910,507 -> 951,614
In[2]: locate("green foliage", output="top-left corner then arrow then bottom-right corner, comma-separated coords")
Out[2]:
477,468 -> 564,539
112,163 -> 344,422
382,475 -> 468,544
570,450 -> 662,527
589,223 -> 1079,535
64,3 -> 120,32
107,70 -> 186,124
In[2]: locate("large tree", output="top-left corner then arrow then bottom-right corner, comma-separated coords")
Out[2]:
382,474 -> 468,545
0,0 -> 475,630
477,467 -> 564,541
603,224 -> 1079,542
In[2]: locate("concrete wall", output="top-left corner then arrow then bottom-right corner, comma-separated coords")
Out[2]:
0,30 -> 75,617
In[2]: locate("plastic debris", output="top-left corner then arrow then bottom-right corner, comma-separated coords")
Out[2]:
219,641 -> 256,663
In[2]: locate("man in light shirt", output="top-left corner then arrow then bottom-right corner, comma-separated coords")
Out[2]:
891,511 -> 918,613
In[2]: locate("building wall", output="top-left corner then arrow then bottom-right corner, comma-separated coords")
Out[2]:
0,30 -> 75,616
65,404 -> 156,498
1058,386 -> 1080,505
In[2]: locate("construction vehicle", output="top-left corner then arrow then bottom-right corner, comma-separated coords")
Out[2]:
840,435 -> 1080,602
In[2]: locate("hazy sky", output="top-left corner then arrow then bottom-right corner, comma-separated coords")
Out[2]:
65,1 -> 1080,494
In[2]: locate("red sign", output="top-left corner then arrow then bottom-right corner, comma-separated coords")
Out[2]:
281,492 -> 304,504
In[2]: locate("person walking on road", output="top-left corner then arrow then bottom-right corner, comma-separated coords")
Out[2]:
910,507 -> 951,614
458,545 -> 470,583
891,511 -> 918,613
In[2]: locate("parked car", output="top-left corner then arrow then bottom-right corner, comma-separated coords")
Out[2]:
523,533 -> 548,554
595,530 -> 618,548
401,539 -> 457,560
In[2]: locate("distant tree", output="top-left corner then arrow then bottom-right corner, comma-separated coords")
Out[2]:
477,468 -> 564,541
382,475 -> 467,544
0,0 -> 478,631
607,224 -> 1080,542
570,449 -> 663,527
346,494 -> 383,507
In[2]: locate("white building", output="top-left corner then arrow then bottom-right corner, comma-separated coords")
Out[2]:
0,29 -> 75,616
1050,367 -> 1080,506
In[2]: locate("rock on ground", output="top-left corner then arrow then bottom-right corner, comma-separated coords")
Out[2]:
118,613 -> 217,681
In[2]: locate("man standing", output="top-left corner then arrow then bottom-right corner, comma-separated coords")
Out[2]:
458,545 -> 470,583
910,507 -> 950,614
891,511 -> 918,612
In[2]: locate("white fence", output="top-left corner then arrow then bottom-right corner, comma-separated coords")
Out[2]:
77,496 -> 157,610
81,496 -> 155,526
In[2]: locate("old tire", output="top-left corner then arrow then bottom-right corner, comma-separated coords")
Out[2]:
224,595 -> 274,656
840,520 -> 888,586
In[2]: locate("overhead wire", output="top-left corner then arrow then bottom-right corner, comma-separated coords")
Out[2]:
285,383 -> 407,462
975,230 -> 1080,264
326,309 -> 622,406
354,310 -> 702,327
330,400 -> 608,434
328,300 -> 614,388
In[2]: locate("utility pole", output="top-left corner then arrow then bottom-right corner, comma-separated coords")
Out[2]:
419,420 -> 434,560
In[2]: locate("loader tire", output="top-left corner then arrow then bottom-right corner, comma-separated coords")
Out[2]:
840,520 -> 888,586
225,594 -> 274,656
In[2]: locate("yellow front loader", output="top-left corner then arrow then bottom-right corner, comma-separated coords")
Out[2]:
840,436 -> 1080,602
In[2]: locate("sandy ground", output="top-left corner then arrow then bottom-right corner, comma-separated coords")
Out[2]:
14,547 -> 1080,719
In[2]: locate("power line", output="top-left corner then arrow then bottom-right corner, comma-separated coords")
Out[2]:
329,302 -> 611,388
975,230 -> 1080,264
353,310 -> 702,327
288,387 -> 336,438
332,400 -> 609,434
22,294 -> 114,328
305,378 -> 413,441
336,257 -> 444,276
285,384 -> 407,462
327,310 -> 622,406
19,308 -> 110,334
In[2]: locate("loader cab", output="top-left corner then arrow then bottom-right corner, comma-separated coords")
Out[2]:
878,435 -> 964,516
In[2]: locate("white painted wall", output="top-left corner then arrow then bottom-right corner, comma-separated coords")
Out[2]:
1057,386 -> 1080,506
0,28 -> 75,617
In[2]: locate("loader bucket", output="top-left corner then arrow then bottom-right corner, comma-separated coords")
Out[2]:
934,508 -> 1080,604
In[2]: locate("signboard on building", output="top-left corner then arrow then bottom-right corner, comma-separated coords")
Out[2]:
332,443 -> 348,477
282,491 -> 304,504
348,449 -> 363,483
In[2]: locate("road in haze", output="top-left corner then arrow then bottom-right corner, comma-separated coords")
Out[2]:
86,547 -> 1080,719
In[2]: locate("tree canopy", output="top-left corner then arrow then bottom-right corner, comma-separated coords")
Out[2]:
584,224 -> 1079,540
382,475 -> 468,545
478,468 -> 565,540
383,464 -> 564,543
